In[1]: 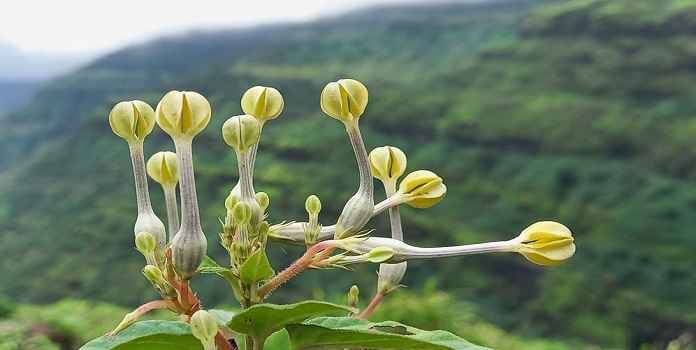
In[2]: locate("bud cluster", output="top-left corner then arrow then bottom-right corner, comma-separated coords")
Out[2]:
107,79 -> 575,347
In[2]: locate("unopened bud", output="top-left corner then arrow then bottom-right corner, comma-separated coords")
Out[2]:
142,264 -> 178,299
232,202 -> 252,225
369,146 -> 407,184
255,192 -> 270,212
155,91 -> 211,140
397,170 -> 447,208
222,114 -> 261,153
348,285 -> 360,310
135,231 -> 158,266
190,310 -> 219,350
305,195 -> 322,215
241,86 -> 284,122
320,79 -> 368,123
146,151 -> 178,188
506,221 -> 575,266
109,100 -> 155,143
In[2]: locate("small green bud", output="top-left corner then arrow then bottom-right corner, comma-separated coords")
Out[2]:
190,310 -> 219,350
135,231 -> 158,266
305,195 -> 322,215
241,86 -> 284,122
397,170 -> 447,208
369,146 -> 407,184
255,192 -> 270,212
146,151 -> 179,188
141,264 -> 165,283
364,246 -> 395,263
222,114 -> 261,153
170,228 -> 207,280
135,231 -> 157,254
155,90 -> 211,140
224,193 -> 240,212
320,79 -> 368,123
506,221 -> 575,266
109,100 -> 155,143
348,285 -> 360,310
232,202 -> 252,225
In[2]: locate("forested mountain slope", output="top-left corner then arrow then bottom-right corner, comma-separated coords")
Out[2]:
0,0 -> 694,348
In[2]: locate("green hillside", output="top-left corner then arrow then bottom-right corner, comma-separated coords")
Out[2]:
0,0 -> 695,348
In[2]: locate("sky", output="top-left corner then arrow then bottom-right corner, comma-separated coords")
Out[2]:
0,0 -> 431,56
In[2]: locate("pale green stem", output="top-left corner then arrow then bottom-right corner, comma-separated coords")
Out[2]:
347,123 -> 373,198
128,143 -> 154,215
163,185 -> 180,241
236,150 -> 262,227
174,139 -> 203,237
354,237 -> 512,263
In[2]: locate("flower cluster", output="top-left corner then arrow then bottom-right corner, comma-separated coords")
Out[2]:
107,79 -> 575,349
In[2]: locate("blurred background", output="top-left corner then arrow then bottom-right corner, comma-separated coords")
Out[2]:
1,0 -> 695,349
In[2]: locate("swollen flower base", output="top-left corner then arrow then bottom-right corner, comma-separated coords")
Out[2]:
89,79 -> 576,350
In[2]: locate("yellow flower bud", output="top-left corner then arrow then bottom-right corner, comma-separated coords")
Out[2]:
397,170 -> 447,208
506,221 -> 575,266
369,146 -> 407,184
255,192 -> 270,212
241,86 -> 284,122
146,151 -> 178,188
155,91 -> 211,140
190,310 -> 219,350
320,79 -> 368,123
222,114 -> 261,153
109,100 -> 155,143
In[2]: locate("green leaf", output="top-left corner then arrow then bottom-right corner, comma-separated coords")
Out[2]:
227,301 -> 355,343
239,248 -> 275,285
79,320 -> 201,350
197,255 -> 230,275
286,316 -> 491,350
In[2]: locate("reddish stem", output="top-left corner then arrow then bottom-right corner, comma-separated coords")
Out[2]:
214,331 -> 236,350
258,240 -> 338,299
359,292 -> 384,319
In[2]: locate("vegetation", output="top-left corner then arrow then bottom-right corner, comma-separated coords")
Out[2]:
0,0 -> 695,348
